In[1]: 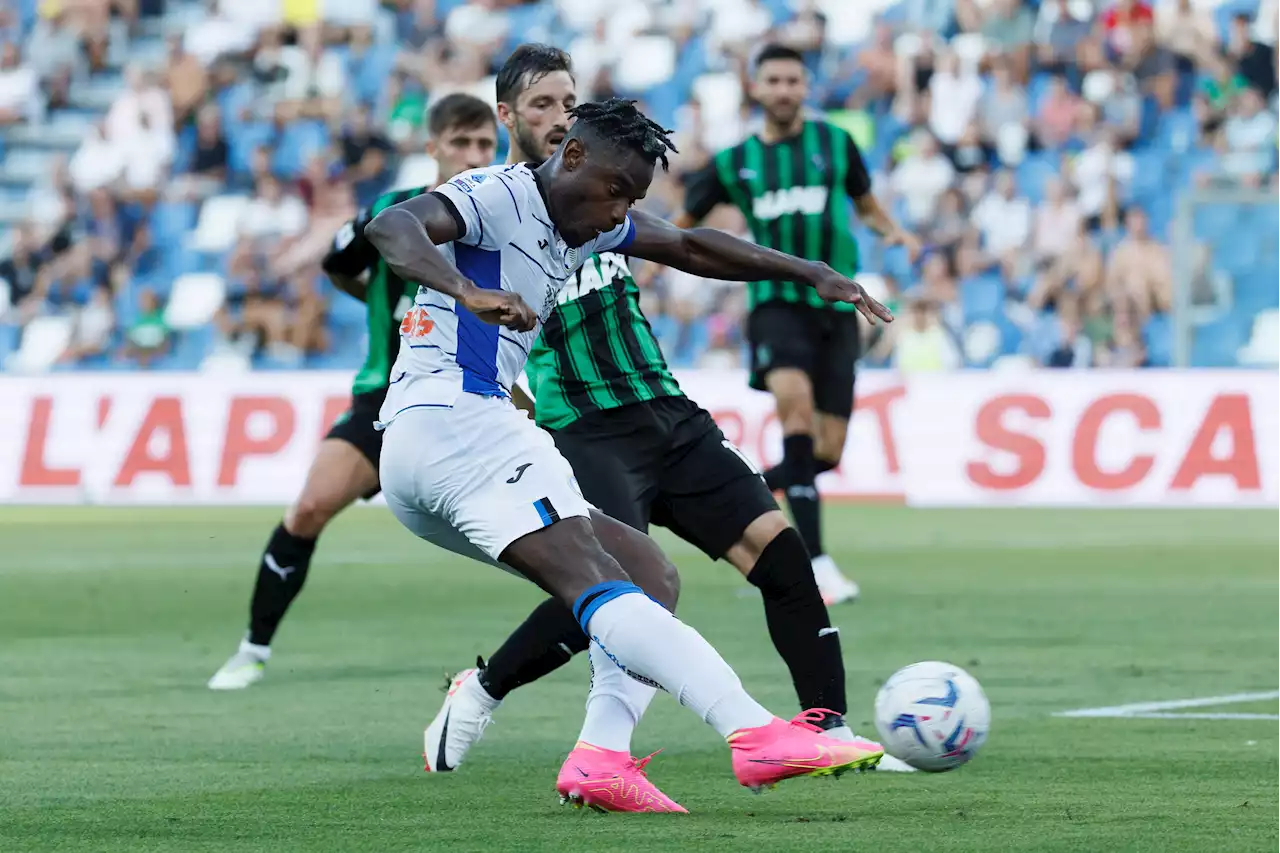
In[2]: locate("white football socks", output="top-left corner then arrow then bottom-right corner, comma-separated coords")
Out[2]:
577,641 -> 657,753
584,591 -> 773,738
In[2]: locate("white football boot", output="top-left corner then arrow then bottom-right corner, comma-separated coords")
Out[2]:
423,664 -> 502,772
207,639 -> 270,690
811,554 -> 860,606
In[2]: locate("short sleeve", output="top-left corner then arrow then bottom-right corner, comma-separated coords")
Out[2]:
321,204 -> 378,277
587,215 -> 637,255
430,168 -> 525,251
840,128 -> 872,199
682,161 -> 730,222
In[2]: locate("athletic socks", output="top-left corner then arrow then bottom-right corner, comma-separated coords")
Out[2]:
747,528 -> 847,715
780,434 -> 824,558
247,523 -> 317,647
578,641 -> 658,753
764,456 -> 836,491
478,598 -> 588,700
574,582 -> 773,738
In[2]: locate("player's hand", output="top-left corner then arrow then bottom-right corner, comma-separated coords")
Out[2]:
884,229 -> 923,264
460,285 -> 537,332
810,264 -> 895,325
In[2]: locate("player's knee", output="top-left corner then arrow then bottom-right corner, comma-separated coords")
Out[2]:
727,511 -> 793,574
745,526 -> 819,598
285,494 -> 341,538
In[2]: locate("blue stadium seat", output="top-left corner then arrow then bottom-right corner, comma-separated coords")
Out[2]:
960,275 -> 1005,323
1235,264 -> 1280,314
0,323 -> 19,361
1190,315 -> 1247,367
1143,313 -> 1173,367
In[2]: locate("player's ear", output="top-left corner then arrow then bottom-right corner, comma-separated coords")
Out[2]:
496,101 -> 516,132
425,137 -> 438,158
561,137 -> 584,171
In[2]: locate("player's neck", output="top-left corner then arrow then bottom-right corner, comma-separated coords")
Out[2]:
760,115 -> 805,144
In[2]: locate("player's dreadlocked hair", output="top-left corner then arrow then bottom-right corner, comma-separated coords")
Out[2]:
567,99 -> 679,172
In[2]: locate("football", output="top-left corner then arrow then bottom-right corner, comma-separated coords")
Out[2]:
873,661 -> 991,772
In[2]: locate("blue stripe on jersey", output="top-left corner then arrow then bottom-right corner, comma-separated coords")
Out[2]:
452,243 -> 505,397
613,216 -> 637,251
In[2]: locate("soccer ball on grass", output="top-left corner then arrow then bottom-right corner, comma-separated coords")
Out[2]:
873,661 -> 990,772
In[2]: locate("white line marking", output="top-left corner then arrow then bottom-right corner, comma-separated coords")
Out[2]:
1054,690 -> 1279,720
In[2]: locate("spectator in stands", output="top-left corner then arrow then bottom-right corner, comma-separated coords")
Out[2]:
1033,175 -> 1082,263
1072,127 -> 1133,230
1027,220 -> 1104,313
1096,69 -> 1142,148
1035,74 -> 1080,149
1043,293 -> 1093,368
59,284 -> 115,365
229,174 -> 308,277
1106,208 -> 1171,322
340,105 -> 396,207
892,129 -> 956,226
977,0 -> 1036,79
980,60 -> 1029,145
1220,87 -> 1278,187
187,104 -> 230,190
1100,0 -> 1154,60
926,188 -> 972,255
854,22 -> 898,105
973,169 -> 1031,260
0,224 -> 48,321
928,50 -> 983,146
876,294 -> 962,372
947,122 -> 995,175
166,33 -> 210,128
1035,0 -> 1092,76
1228,13 -> 1277,97
1154,0 -> 1215,73
276,25 -> 346,122
121,288 -> 170,368
1094,299 -> 1149,367
0,42 -> 39,128
1123,20 -> 1176,110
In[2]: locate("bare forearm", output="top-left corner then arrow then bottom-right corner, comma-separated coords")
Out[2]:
853,193 -> 901,239
364,208 -> 473,301
327,271 -> 368,302
676,226 -> 823,284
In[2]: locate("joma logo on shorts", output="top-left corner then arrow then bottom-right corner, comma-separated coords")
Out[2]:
752,186 -> 828,220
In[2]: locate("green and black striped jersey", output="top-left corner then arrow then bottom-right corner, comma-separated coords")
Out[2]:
683,119 -> 872,313
322,186 -> 432,400
525,253 -> 682,430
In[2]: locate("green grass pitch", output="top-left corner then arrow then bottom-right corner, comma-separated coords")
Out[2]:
1,506 -> 1276,852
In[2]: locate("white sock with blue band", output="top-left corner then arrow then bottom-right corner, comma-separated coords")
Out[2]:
572,581 -> 774,739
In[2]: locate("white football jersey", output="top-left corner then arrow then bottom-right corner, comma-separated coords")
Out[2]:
377,164 -> 636,426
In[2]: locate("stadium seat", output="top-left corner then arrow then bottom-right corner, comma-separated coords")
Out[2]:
990,353 -> 1037,371
7,315 -> 73,373
1191,315 -> 1248,367
164,273 -> 228,331
960,276 -> 1004,323
1143,313 -> 1173,367
615,37 -> 677,93
963,320 -> 1002,367
392,154 -> 439,192
1237,310 -> 1279,367
187,195 -> 250,254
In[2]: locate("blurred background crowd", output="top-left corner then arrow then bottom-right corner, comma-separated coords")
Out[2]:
0,0 -> 1275,374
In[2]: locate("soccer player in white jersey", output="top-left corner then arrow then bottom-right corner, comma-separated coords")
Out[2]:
364,98 -> 895,809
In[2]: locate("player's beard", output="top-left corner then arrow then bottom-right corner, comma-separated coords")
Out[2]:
765,101 -> 802,129
512,117 -> 564,168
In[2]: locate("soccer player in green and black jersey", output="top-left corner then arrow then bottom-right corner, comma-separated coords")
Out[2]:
678,44 -> 920,605
207,94 -> 499,690
418,45 -> 916,778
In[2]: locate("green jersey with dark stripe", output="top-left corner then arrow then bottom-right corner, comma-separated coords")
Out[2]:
525,253 -> 682,430
323,186 -> 432,399
682,119 -> 873,313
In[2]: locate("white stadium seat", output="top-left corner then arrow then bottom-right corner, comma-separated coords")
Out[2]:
8,315 -> 74,373
391,154 -> 439,193
1237,309 -> 1279,367
187,195 -> 250,254
615,36 -> 677,92
164,273 -> 227,331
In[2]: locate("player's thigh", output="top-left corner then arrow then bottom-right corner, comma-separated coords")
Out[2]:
747,303 -> 820,399
652,406 -> 779,562
812,312 -> 858,421
285,437 -> 380,536
550,426 -> 652,534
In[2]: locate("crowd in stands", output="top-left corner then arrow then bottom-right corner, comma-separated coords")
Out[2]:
0,0 -> 1275,374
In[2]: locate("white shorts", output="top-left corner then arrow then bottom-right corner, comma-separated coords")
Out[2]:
379,393 -> 593,567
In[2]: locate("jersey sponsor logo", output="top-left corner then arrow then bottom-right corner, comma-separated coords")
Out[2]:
556,254 -> 630,307
752,186 -> 829,220
400,306 -> 435,338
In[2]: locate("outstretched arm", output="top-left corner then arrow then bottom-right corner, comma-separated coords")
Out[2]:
624,209 -> 894,324
853,192 -> 921,261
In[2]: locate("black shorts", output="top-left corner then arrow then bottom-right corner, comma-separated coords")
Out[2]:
324,390 -> 385,498
747,302 -> 860,418
550,396 -> 778,560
